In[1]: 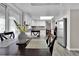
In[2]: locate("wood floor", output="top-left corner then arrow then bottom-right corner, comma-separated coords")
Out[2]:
53,40 -> 79,56
16,48 -> 51,56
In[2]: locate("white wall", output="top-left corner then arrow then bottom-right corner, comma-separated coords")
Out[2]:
46,20 -> 51,30
51,19 -> 56,34
24,14 -> 32,25
70,9 -> 79,50
66,9 -> 71,50
31,20 -> 46,26
54,9 -> 71,50
60,9 -> 79,50
40,30 -> 46,38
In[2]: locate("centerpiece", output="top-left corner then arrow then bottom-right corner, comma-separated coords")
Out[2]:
14,20 -> 27,44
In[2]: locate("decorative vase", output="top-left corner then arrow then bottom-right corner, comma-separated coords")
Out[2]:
18,32 -> 27,44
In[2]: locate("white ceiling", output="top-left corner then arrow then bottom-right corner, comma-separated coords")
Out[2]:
13,3 -> 79,19
13,3 -> 61,18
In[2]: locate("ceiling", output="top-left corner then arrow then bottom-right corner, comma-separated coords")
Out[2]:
12,3 -> 79,20
13,3 -> 61,19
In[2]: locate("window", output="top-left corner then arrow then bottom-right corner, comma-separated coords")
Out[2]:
9,9 -> 20,36
0,5 -> 5,33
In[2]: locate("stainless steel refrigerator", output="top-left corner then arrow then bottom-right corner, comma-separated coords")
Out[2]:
57,18 -> 67,48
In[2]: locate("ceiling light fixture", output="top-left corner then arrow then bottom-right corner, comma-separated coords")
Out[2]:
40,16 -> 54,20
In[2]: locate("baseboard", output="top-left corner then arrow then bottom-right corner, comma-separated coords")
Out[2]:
66,46 -> 70,50
69,48 -> 79,51
66,47 -> 79,51
58,42 -> 66,48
